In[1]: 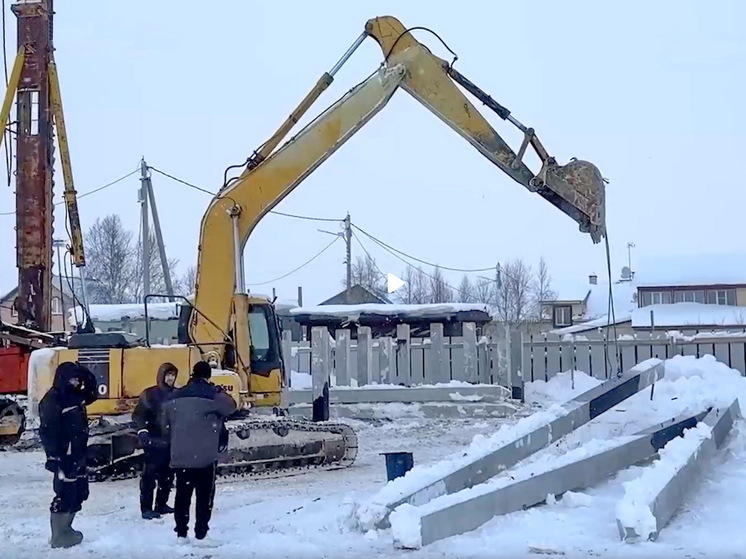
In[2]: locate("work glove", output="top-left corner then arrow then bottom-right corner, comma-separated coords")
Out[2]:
44,457 -> 59,473
138,431 -> 152,448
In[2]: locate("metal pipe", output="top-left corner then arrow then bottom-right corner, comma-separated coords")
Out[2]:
330,32 -> 367,77
230,206 -> 244,294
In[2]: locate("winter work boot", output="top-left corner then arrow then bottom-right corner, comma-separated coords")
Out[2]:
68,512 -> 83,540
154,504 -> 174,515
50,512 -> 83,548
142,510 -> 161,520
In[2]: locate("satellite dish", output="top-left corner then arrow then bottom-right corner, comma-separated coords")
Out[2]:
621,266 -> 632,279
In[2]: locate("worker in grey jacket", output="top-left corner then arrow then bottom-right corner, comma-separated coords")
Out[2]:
160,360 -> 236,543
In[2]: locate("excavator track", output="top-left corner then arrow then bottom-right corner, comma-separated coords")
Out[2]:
83,416 -> 358,482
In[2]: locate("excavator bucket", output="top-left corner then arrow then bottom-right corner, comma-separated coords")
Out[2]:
538,158 -> 606,243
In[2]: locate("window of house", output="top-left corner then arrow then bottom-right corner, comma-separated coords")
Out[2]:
673,290 -> 705,304
706,289 -> 736,306
553,305 -> 572,327
51,297 -> 62,315
640,291 -> 672,306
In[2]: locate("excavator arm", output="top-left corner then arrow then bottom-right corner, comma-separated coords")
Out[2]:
190,16 -> 607,385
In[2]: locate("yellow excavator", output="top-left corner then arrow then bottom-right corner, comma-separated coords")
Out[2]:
26,16 -> 607,480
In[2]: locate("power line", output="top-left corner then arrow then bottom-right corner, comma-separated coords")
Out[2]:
148,166 -> 344,223
246,236 -> 340,286
353,228 -> 474,299
0,167 -> 139,216
148,166 -> 214,196
351,223 -> 496,273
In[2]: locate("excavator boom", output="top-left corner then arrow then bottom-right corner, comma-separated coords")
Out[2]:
190,16 -> 607,367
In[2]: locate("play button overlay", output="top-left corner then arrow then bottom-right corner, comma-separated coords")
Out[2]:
387,273 -> 406,293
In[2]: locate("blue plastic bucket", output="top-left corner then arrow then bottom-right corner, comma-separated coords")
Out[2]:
381,451 -> 414,481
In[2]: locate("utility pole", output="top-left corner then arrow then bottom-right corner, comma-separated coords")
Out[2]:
139,159 -> 150,301
141,159 -> 174,297
11,0 -> 54,331
627,242 -> 632,271
344,212 -> 352,301
318,212 -> 352,302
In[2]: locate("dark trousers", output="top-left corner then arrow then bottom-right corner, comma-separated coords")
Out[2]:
173,462 -> 217,538
140,447 -> 174,513
50,460 -> 89,514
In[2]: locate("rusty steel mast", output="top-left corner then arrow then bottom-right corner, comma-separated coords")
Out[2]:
10,0 -> 54,331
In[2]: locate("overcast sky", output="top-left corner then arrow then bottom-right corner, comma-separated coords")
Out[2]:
0,0 -> 744,306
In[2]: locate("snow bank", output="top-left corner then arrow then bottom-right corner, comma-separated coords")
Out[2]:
525,370 -> 603,405
615,422 -> 713,540
632,303 -> 746,328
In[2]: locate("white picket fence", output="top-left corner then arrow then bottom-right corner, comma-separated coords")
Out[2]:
281,326 -> 746,399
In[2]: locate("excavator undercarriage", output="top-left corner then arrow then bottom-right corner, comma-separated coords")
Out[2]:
81,414 -> 358,482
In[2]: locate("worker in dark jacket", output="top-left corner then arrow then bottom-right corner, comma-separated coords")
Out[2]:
132,362 -> 179,519
38,361 -> 98,549
160,360 -> 236,543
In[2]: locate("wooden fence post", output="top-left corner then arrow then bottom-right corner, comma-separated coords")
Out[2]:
357,326 -> 373,386
379,336 -> 396,385
396,324 -> 411,386
462,322 -> 478,384
311,326 -> 331,421
430,323 -> 450,384
509,329 -> 525,401
334,328 -> 351,387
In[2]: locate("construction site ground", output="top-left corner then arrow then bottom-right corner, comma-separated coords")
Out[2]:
2,354 -> 745,558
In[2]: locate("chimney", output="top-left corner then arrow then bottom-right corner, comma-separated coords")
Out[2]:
589,273 -> 598,285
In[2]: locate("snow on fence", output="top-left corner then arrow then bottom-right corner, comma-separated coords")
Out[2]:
521,331 -> 746,382
282,328 -> 746,397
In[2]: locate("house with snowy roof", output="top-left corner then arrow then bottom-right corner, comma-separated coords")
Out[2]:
541,273 -> 637,335
546,253 -> 746,335
630,253 -> 746,331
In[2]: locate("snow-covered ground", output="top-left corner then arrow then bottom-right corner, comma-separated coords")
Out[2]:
3,355 -> 746,558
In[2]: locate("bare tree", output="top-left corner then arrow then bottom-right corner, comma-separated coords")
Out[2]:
531,257 -> 557,321
473,277 -> 495,305
428,265 -> 453,303
131,231 -> 180,303
130,231 -> 179,302
457,274 -> 476,303
346,254 -> 386,297
494,259 -> 534,325
394,265 -> 429,304
84,214 -> 136,304
177,265 -> 197,296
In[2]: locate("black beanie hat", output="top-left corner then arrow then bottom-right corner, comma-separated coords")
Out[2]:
192,361 -> 212,379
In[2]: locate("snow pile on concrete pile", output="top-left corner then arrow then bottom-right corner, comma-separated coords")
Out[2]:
615,421 -> 713,540
389,436 -> 640,548
358,354 -> 746,546
352,372 -> 602,531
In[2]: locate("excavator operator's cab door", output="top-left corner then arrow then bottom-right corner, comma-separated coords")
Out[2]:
246,301 -> 284,408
